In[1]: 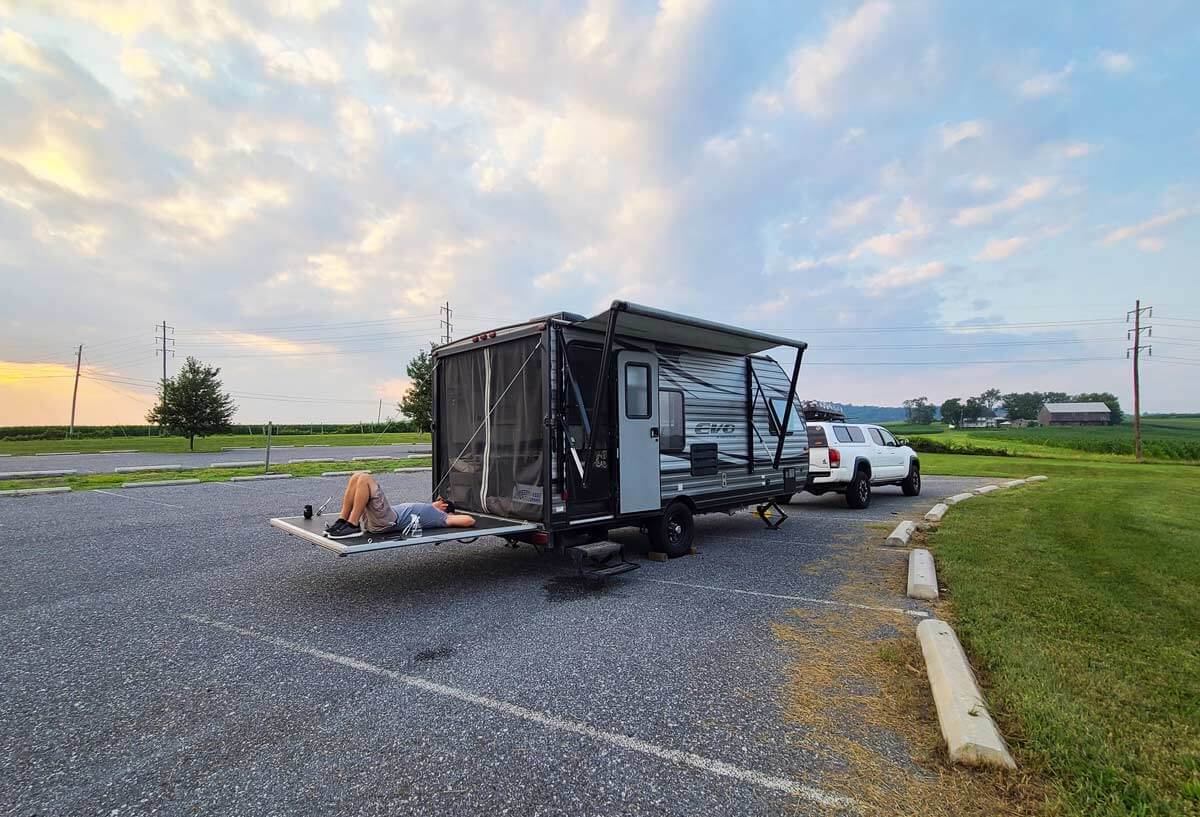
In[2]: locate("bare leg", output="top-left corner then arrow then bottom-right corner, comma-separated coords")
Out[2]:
444,513 -> 476,528
338,472 -> 370,521
345,474 -> 374,526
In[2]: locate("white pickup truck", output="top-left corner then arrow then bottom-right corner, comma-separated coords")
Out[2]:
804,422 -> 920,508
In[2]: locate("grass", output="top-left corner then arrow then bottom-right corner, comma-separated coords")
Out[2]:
920,453 -> 1200,816
966,425 -> 1200,460
0,456 -> 432,493
0,432 -> 430,456
883,422 -> 948,435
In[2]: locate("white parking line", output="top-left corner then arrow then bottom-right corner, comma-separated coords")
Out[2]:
631,577 -> 929,618
182,614 -> 856,811
94,489 -> 183,509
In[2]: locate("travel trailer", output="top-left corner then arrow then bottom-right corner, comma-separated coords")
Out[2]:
272,301 -> 809,575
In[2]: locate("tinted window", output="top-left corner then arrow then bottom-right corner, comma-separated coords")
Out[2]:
807,426 -> 828,448
869,428 -> 885,445
625,363 -> 650,419
879,428 -> 898,446
659,390 -> 685,452
833,425 -> 853,443
847,426 -> 866,443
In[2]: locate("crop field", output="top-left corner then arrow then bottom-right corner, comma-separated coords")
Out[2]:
966,424 -> 1200,460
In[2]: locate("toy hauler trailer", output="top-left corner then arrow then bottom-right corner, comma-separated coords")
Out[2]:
272,301 -> 809,571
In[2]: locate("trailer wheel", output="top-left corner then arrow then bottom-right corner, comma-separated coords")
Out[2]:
650,501 -> 694,558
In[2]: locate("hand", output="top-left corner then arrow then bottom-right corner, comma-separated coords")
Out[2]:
432,499 -> 449,512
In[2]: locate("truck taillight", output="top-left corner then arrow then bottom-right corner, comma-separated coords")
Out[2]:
829,448 -> 841,467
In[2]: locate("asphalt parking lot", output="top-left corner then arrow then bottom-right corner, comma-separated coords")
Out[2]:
0,444 -> 430,475
1,473 -> 990,816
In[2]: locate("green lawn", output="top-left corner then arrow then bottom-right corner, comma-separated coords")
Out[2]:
0,456 -> 431,492
921,453 -> 1200,816
0,432 -> 430,456
882,421 -> 948,435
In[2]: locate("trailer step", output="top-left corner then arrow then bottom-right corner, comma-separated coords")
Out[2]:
567,540 -> 637,579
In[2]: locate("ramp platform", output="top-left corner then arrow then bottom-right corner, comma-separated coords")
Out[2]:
270,513 -> 537,556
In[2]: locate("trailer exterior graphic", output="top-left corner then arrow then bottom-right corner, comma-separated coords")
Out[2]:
432,301 -> 809,558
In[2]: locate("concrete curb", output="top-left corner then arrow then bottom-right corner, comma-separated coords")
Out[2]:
946,492 -> 974,505
0,486 -> 71,497
886,520 -> 916,546
917,619 -> 1016,769
98,449 -> 137,454
288,457 -> 335,464
907,548 -> 939,600
395,466 -> 432,473
230,474 -> 293,482
122,479 -> 201,488
925,503 -> 949,523
352,455 -> 400,461
301,444 -> 330,447
0,469 -> 78,479
974,484 -> 1001,495
207,461 -> 265,468
1027,475 -> 1048,482
321,470 -> 370,477
1001,479 -> 1027,488
114,464 -> 182,473
35,451 -> 80,456
222,447 -> 255,451
0,453 -> 10,457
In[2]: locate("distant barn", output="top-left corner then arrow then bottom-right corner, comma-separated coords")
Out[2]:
1038,402 -> 1112,426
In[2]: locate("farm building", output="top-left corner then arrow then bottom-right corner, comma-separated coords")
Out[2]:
1039,402 -> 1112,426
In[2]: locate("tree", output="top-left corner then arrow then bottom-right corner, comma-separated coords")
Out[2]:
979,388 -> 1002,412
1002,392 -> 1045,422
962,397 -> 988,421
1073,392 -> 1123,424
902,396 -> 935,425
146,356 -> 237,450
398,349 -> 433,432
940,398 -> 964,426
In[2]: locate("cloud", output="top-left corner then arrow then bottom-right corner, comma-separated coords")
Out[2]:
1049,141 -> 1095,159
0,27 -> 56,73
850,225 -> 929,259
1137,236 -> 1165,253
1099,51 -> 1133,74
827,194 -> 880,230
973,235 -> 1029,261
785,1 -> 893,117
1018,62 -> 1074,98
941,120 -> 985,149
952,177 -> 1057,227
861,260 -> 947,292
266,47 -> 342,85
1100,208 -> 1191,245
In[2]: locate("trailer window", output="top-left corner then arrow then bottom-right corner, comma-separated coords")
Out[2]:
660,389 -> 685,452
625,363 -> 651,419
768,398 -> 804,437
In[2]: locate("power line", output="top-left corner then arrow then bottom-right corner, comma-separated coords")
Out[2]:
802,356 -> 1121,366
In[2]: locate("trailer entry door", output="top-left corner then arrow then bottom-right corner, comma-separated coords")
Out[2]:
616,350 -> 660,513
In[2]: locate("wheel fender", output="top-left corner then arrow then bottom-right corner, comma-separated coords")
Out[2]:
908,456 -> 920,475
853,457 -> 872,478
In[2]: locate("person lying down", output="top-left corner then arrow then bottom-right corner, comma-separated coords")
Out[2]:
324,471 -> 476,539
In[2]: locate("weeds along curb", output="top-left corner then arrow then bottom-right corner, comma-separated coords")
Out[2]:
207,461 -> 265,468
230,474 -> 293,482
122,479 -> 201,488
114,464 -> 182,473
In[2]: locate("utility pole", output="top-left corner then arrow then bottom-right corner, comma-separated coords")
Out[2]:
68,344 -> 82,437
377,398 -> 382,426
155,321 -> 175,387
1126,300 -> 1153,463
439,301 -> 453,345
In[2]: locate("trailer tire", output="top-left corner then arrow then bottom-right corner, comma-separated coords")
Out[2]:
649,501 -> 694,558
846,468 -> 872,509
901,461 -> 921,496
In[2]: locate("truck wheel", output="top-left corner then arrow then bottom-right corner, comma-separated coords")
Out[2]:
846,469 -> 872,509
649,501 -> 694,558
901,462 -> 921,496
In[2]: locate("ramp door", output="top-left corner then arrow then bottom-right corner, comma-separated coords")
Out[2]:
270,513 -> 537,556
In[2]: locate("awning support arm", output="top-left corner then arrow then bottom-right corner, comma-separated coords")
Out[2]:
582,304 -> 622,488
772,347 -> 805,469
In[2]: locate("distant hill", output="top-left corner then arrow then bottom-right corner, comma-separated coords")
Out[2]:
836,404 -> 909,423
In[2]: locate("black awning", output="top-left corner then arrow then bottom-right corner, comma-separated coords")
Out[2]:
573,301 -> 806,355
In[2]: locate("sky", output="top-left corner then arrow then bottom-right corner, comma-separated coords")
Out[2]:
1,0 -> 1198,425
